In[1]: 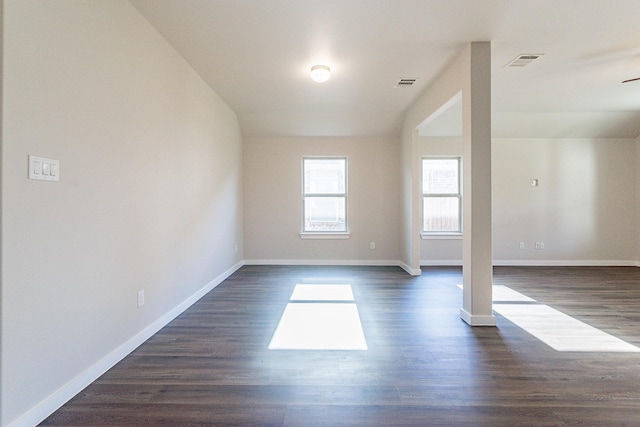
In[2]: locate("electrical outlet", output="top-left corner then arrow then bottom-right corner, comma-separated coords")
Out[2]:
519,242 -> 525,250
370,241 -> 376,250
535,242 -> 545,250
137,290 -> 145,307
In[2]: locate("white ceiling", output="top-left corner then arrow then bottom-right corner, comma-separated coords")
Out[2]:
130,0 -> 640,139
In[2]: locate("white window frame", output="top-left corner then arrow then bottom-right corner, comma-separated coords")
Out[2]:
300,156 -> 350,239
421,156 -> 462,239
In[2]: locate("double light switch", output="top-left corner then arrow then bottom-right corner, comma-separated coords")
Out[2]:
29,155 -> 60,181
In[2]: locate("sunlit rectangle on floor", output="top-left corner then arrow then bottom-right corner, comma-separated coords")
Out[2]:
290,284 -> 354,301
269,303 -> 368,350
493,303 -> 640,352
491,285 -> 536,302
457,284 -> 640,352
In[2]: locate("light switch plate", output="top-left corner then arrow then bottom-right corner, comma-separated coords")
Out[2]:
29,155 -> 59,181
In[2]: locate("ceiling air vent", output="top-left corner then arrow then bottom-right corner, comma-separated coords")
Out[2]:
395,78 -> 417,88
505,54 -> 543,68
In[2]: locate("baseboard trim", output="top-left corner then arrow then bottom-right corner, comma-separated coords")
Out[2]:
244,259 -> 424,275
421,259 -> 462,266
398,261 -> 422,276
460,308 -> 496,326
13,261 -> 244,427
244,258 -> 398,267
421,260 -> 640,267
493,260 -> 639,267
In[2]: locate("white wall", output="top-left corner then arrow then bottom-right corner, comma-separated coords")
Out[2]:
493,138 -> 637,264
243,137 -> 401,264
420,137 -> 639,265
1,1 -> 243,425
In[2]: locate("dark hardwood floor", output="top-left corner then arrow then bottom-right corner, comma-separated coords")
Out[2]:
41,265 -> 640,426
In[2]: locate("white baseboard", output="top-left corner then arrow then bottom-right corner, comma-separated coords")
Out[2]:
398,261 -> 422,276
13,261 -> 244,427
244,258 -> 399,267
421,259 -> 462,266
493,259 -> 639,267
421,260 -> 640,267
460,308 -> 496,326
244,259 -> 425,276
244,259 -> 424,276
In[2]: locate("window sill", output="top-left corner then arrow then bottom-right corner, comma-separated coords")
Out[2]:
421,233 -> 462,240
300,232 -> 351,239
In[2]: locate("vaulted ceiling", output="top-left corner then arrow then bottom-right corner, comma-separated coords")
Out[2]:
130,0 -> 640,139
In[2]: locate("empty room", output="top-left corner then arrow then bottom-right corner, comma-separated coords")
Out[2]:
2,1 -> 640,426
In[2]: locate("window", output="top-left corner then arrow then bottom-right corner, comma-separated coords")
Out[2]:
302,157 -> 347,233
422,157 -> 461,234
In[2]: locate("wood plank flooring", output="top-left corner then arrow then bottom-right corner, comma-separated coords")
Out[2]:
41,266 -> 640,426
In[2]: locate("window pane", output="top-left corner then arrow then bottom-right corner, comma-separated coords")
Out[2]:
304,158 -> 346,195
423,159 -> 458,194
305,197 -> 346,232
423,197 -> 460,232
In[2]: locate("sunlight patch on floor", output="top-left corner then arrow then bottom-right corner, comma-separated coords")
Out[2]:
290,284 -> 354,301
491,285 -> 536,302
269,284 -> 368,351
492,303 -> 640,352
458,284 -> 640,352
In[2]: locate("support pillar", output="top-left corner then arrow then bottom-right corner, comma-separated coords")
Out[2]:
460,42 -> 495,326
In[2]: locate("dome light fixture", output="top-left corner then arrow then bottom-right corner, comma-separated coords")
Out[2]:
310,64 -> 331,83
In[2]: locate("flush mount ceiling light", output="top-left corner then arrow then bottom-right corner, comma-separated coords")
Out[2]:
310,65 -> 331,83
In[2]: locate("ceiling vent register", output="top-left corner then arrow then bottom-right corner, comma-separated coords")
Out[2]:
505,54 -> 543,68
395,78 -> 417,88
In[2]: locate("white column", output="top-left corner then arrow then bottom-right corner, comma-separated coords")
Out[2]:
460,42 -> 495,326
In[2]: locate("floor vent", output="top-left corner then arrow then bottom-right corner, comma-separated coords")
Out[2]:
395,78 -> 417,87
505,54 -> 543,68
